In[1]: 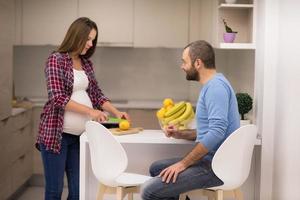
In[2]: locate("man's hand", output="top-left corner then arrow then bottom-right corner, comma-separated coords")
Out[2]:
164,125 -> 184,139
164,125 -> 197,141
159,161 -> 187,183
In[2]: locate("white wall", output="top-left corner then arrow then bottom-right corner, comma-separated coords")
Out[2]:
272,0 -> 300,199
13,46 -> 254,103
258,0 -> 300,199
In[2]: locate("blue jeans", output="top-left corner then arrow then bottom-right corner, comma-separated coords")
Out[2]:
40,133 -> 80,200
141,157 -> 223,200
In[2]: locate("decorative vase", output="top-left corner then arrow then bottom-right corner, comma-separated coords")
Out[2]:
240,120 -> 251,126
225,0 -> 237,3
223,32 -> 236,43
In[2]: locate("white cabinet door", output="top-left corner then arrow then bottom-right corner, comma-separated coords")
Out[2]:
78,0 -> 133,46
22,0 -> 78,45
134,0 -> 189,48
0,0 -> 14,120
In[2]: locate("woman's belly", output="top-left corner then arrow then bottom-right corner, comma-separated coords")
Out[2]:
63,91 -> 93,135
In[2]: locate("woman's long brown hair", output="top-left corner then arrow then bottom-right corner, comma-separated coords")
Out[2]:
57,17 -> 98,59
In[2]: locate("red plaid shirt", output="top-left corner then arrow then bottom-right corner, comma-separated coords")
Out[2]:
36,52 -> 109,153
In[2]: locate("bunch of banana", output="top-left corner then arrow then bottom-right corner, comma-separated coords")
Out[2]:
156,99 -> 195,130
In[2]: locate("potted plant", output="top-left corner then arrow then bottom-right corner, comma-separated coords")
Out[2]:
223,19 -> 238,43
236,93 -> 253,126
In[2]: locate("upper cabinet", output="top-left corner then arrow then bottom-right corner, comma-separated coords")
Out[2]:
133,0 -> 189,48
17,0 -> 78,45
212,0 -> 256,49
0,0 -> 14,120
15,0 -> 256,49
15,0 -> 189,47
78,0 -> 134,47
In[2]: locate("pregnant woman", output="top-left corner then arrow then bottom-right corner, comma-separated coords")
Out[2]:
36,17 -> 130,200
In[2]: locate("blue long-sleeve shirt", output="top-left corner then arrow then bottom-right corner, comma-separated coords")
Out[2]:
196,73 -> 240,161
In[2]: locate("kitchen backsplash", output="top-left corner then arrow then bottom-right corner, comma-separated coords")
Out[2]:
13,46 -> 254,102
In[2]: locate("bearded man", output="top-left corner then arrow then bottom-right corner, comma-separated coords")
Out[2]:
141,40 -> 240,200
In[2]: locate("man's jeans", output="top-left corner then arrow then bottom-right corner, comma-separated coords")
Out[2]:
141,157 -> 223,200
40,133 -> 80,200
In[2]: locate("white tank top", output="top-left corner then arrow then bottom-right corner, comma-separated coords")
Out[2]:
63,69 -> 93,135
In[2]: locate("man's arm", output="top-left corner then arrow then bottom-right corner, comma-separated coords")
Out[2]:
164,125 -> 196,141
181,143 -> 208,167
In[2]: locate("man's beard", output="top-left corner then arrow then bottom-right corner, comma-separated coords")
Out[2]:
185,66 -> 199,81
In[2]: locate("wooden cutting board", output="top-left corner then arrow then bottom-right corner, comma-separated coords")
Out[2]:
109,127 -> 143,135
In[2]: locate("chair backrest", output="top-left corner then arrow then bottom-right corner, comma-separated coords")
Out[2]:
85,121 -> 128,186
211,124 -> 257,190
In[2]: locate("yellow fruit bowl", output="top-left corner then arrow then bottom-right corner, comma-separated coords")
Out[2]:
156,100 -> 196,131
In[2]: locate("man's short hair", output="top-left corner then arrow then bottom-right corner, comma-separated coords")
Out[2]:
184,40 -> 215,69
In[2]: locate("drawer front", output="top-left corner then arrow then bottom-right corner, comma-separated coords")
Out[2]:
11,109 -> 32,132
11,124 -> 32,162
0,116 -> 13,135
0,166 -> 12,200
11,150 -> 33,192
0,129 -> 11,172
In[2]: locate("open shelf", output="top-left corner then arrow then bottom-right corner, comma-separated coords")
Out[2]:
218,42 -> 255,49
213,0 -> 256,49
219,3 -> 254,8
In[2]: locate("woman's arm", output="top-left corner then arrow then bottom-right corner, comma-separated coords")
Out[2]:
101,101 -> 130,121
45,54 -> 70,109
65,100 -> 108,122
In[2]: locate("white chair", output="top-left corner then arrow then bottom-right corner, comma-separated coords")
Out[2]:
85,121 -> 152,200
179,125 -> 258,200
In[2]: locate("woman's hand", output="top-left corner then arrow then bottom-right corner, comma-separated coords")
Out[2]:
115,111 -> 131,121
88,109 -> 108,122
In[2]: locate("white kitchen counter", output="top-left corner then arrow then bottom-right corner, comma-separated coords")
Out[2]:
80,129 -> 194,144
11,107 -> 27,116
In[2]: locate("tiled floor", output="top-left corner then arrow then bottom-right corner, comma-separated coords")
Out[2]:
16,186 -> 68,200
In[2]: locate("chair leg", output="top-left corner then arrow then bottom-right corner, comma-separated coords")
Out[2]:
116,187 -> 125,200
97,184 -> 106,200
179,194 -> 187,200
234,188 -> 243,200
215,190 -> 223,200
203,190 -> 215,200
127,193 -> 133,200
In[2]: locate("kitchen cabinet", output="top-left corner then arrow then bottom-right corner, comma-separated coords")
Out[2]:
78,0 -> 134,46
0,109 -> 33,199
134,0 -> 189,48
212,0 -> 257,49
19,0 -> 78,45
17,0 -> 189,47
0,0 -> 14,120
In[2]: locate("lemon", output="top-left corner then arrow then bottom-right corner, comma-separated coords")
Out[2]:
166,104 -> 174,111
119,120 -> 130,130
156,107 -> 166,119
163,98 -> 174,108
